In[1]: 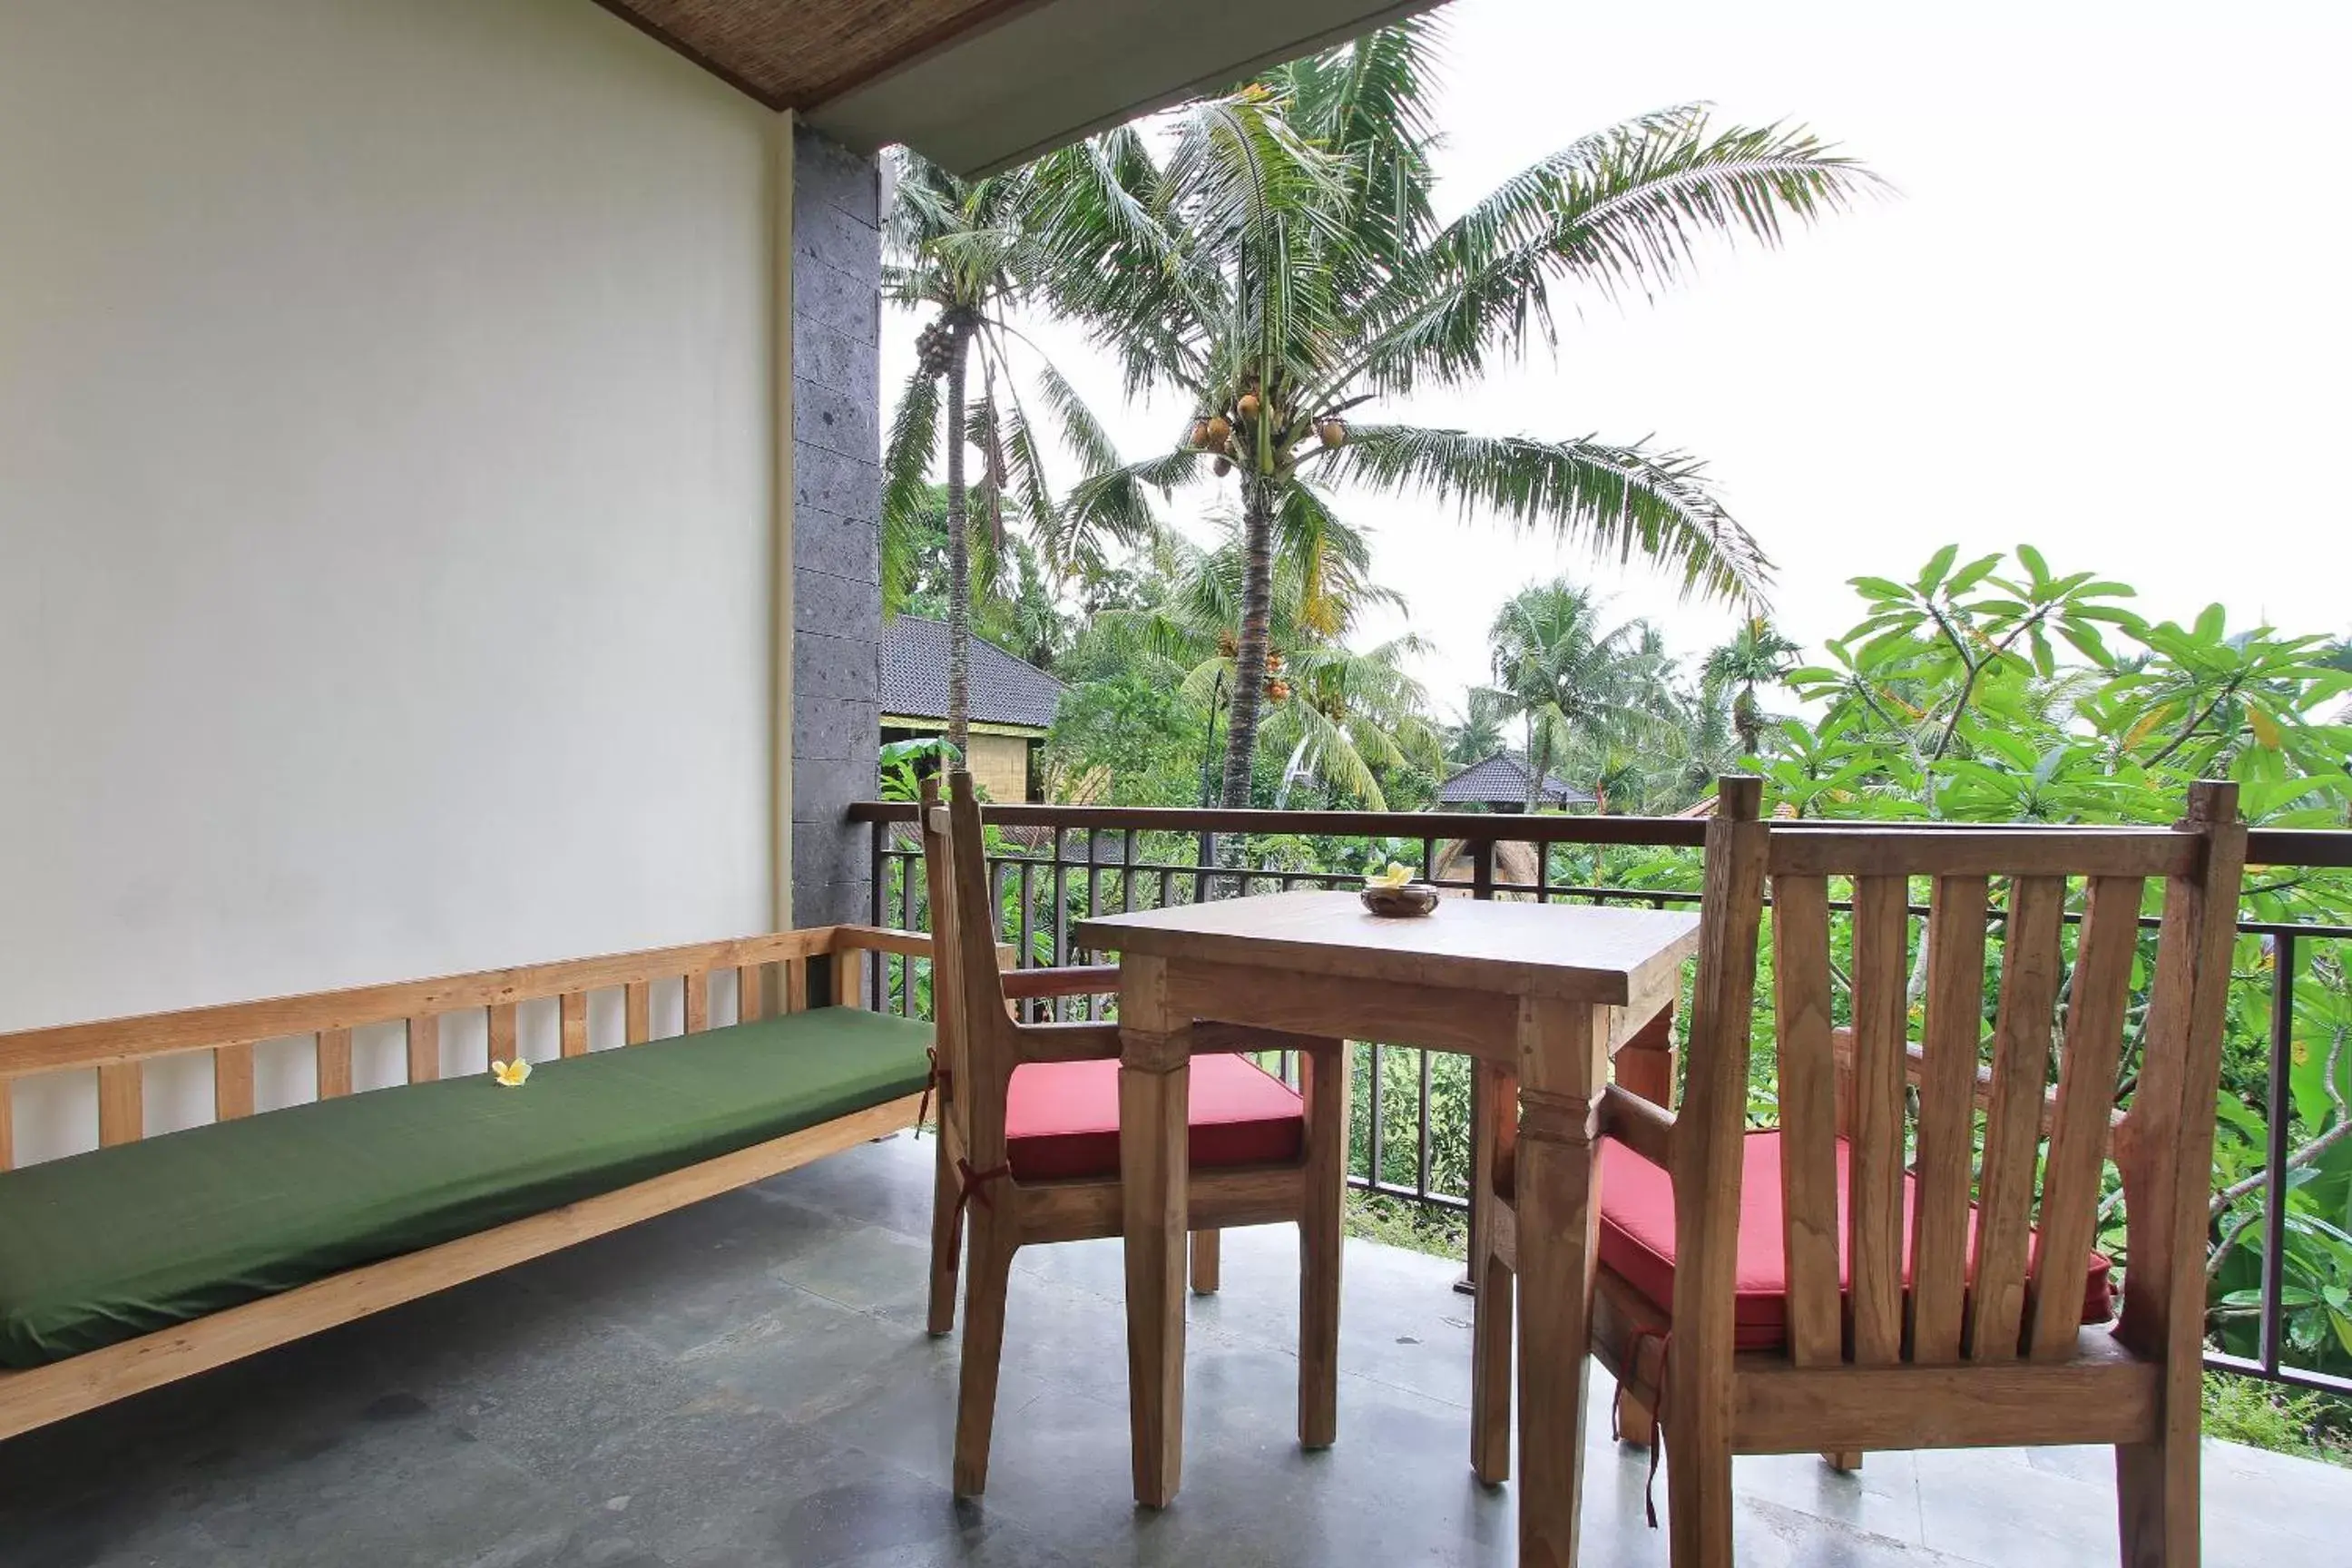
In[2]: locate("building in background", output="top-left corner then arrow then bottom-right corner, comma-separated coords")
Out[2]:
880,617 -> 1063,803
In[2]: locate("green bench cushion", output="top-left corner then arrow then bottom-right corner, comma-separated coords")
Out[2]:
0,1005 -> 931,1368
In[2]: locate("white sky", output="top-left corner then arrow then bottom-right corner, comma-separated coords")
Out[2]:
881,0 -> 2352,724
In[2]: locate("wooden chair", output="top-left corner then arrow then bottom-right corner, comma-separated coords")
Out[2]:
1565,775 -> 2245,1565
916,771 -> 1348,1497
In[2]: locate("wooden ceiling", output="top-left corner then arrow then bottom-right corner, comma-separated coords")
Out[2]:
595,0 -> 1443,175
593,0 -> 1026,112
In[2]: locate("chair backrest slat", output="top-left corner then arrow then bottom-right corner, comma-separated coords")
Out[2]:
1680,779 -> 2242,1382
486,1005 -> 518,1072
1966,875 -> 2067,1360
1769,874 -> 1842,1367
1907,875 -> 1990,1363
918,773 -> 1018,1170
1846,876 -> 1912,1365
738,964 -> 765,1023
2023,874 -> 2142,1358
684,972 -> 709,1034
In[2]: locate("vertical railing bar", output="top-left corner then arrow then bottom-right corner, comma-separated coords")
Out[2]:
1122,829 -> 1139,913
1083,828 -> 1102,1020
2259,930 -> 2298,1376
1416,1046 -> 1434,1201
1368,1041 -> 1386,1191
899,850 -> 917,1016
1159,867 -> 1174,910
868,824 -> 888,1010
1472,838 -> 1494,902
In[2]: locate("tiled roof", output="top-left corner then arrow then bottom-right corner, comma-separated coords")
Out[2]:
881,615 -> 1064,731
1436,751 -> 1594,807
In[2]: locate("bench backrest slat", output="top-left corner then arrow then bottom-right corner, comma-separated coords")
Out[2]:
0,926 -> 916,1169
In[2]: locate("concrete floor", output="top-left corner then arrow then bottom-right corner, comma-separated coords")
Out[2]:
4,1132 -> 2344,1567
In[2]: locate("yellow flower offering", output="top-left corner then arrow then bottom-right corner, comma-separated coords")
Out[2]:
1365,859 -> 1415,890
490,1056 -> 533,1088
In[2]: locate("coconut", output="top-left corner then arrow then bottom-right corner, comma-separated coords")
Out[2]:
1205,415 -> 1232,446
1212,456 -> 1231,476
1237,392 -> 1261,420
1318,418 -> 1347,448
1189,418 -> 1212,449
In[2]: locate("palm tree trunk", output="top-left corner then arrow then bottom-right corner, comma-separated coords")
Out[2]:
944,322 -> 973,761
1217,475 -> 1278,808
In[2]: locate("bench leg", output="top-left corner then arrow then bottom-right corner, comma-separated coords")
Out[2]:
952,1213 -> 1017,1497
926,1131 -> 963,1337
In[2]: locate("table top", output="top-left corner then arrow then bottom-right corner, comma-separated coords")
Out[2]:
1075,890 -> 1700,1006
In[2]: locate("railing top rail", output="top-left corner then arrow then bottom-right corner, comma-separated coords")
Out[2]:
849,800 -> 1708,846
848,800 -> 2352,869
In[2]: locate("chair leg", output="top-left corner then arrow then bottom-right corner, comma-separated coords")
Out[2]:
926,1132 -> 963,1337
1823,1449 -> 1862,1473
951,1215 -> 1017,1497
1665,1416 -> 1735,1567
1469,1242 -> 1514,1484
1616,1384 -> 1656,1448
2116,1425 -> 2199,1567
1298,1039 -> 1346,1449
1190,1229 -> 1221,1295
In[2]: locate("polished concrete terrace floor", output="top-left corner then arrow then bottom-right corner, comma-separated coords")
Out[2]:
3,1132 -> 2343,1567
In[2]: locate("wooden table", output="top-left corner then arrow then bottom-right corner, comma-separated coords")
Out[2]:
1075,890 -> 1700,1567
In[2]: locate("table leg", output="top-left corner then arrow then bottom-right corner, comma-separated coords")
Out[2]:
1120,971 -> 1191,1509
1469,1059 -> 1517,1485
1298,1039 -> 1347,1448
1513,1000 -> 1610,1568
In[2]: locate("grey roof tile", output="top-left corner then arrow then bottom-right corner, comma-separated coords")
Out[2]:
881,615 -> 1063,731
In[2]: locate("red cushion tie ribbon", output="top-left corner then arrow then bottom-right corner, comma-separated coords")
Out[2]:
953,1159 -> 1011,1226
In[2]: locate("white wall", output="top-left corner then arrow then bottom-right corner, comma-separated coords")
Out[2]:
0,0 -> 781,1158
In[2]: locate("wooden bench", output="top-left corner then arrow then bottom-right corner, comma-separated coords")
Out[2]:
0,924 -> 929,1442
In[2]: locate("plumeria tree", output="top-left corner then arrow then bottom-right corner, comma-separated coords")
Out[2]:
1030,17 -> 1879,805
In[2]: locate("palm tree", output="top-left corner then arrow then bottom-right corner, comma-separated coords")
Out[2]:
1445,687 -> 1514,769
1487,581 -> 1669,810
1095,515 -> 1439,808
1700,617 -> 1801,753
883,152 -> 1119,755
1032,18 -> 1878,805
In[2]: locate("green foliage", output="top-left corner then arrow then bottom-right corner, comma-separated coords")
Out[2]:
1031,16 -> 1879,802
2200,1371 -> 2349,1464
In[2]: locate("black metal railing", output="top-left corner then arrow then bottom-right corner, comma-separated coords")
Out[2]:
852,799 -> 2352,1399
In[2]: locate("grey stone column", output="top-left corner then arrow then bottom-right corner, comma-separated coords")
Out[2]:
789,126 -> 882,931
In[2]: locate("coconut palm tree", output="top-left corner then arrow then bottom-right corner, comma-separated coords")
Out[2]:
1030,17 -> 1878,806
1700,617 -> 1802,753
883,153 -> 1119,755
1096,514 -> 1439,808
1487,581 -> 1670,810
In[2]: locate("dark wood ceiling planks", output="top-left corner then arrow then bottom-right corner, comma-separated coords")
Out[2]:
593,0 -> 1033,111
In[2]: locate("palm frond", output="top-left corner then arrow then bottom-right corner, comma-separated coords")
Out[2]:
1331,424 -> 1771,605
1346,107 -> 1886,396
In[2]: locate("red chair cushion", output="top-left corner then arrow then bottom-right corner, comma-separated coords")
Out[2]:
1598,1131 -> 2115,1352
1004,1054 -> 1305,1182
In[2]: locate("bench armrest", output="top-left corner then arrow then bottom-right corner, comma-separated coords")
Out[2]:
827,926 -> 929,960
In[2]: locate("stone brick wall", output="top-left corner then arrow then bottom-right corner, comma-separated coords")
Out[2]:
789,126 -> 882,931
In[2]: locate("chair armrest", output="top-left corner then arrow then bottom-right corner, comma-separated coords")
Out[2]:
1599,1084 -> 1676,1169
1013,1022 -> 1125,1063
1001,965 -> 1122,1001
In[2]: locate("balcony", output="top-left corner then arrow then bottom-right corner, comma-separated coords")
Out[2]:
2,1128 -> 2340,1565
